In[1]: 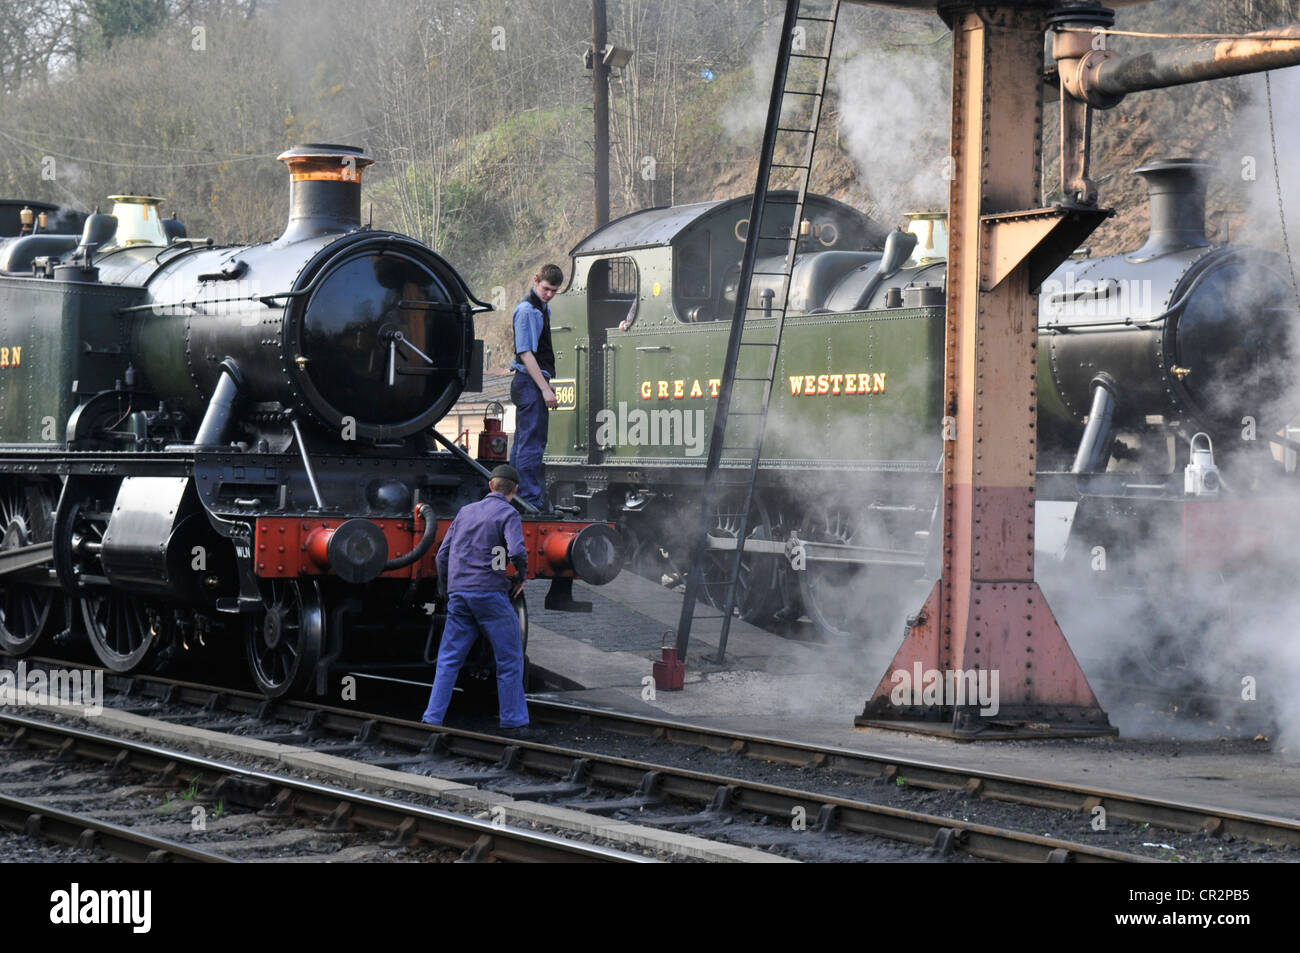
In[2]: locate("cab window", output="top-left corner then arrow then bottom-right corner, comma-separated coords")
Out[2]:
587,256 -> 638,330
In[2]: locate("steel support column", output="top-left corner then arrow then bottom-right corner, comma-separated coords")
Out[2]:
857,5 -> 1113,739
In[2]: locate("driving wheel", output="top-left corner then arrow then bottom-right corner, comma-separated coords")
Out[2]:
81,591 -> 170,672
0,479 -> 59,655
797,505 -> 870,640
698,492 -> 781,624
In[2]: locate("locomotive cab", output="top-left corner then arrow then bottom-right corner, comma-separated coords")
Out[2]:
546,193 -> 895,470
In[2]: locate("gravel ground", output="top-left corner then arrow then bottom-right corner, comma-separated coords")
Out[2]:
0,749 -> 467,862
6,637 -> 1296,863
172,709 -> 941,861
65,674 -> 1300,862
0,828 -> 109,863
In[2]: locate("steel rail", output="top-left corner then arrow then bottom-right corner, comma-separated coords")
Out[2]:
92,664 -> 1296,849
0,789 -> 236,863
0,711 -> 650,864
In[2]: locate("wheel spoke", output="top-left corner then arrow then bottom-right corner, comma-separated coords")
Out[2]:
246,580 -> 322,697
698,494 -> 779,624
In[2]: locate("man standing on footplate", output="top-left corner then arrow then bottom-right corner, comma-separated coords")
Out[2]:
509,264 -> 562,510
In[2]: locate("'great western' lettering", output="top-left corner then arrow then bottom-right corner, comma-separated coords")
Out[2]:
788,372 -> 886,396
0,346 -> 22,368
640,378 -> 721,400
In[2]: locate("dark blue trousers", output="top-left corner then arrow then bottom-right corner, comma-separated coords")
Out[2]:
421,591 -> 528,728
510,372 -> 549,509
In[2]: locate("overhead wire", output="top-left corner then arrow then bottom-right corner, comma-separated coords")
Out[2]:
0,127 -> 270,169
0,124 -> 274,157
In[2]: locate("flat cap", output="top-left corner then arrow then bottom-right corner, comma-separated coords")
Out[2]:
489,464 -> 520,483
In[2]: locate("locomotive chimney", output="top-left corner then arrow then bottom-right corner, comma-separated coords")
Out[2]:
1128,159 -> 1213,262
275,143 -> 374,245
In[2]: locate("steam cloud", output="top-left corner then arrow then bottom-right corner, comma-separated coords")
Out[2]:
832,43 -> 950,216
1230,64 -> 1300,257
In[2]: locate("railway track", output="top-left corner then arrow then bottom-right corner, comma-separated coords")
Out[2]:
0,789 -> 235,863
1,657 -> 1244,862
0,711 -> 653,863
526,699 -> 1300,850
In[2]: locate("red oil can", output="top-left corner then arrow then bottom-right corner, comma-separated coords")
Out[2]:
652,632 -> 685,691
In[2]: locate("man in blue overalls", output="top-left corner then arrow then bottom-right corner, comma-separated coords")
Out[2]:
509,264 -> 563,510
421,465 -> 535,737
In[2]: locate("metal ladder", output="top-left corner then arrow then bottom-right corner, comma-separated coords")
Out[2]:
674,0 -> 841,663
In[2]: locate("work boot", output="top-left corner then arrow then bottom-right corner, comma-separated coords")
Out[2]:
499,724 -> 544,741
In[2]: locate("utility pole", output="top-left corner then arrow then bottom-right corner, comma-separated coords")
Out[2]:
592,0 -> 610,228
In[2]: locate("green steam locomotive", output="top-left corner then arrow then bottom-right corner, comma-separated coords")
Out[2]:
541,166 -> 1300,641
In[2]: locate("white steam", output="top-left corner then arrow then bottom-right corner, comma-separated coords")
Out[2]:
721,21 -> 781,143
1227,64 -> 1300,255
832,43 -> 950,215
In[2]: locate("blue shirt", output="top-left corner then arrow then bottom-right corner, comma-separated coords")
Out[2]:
509,296 -> 551,378
436,492 -> 527,593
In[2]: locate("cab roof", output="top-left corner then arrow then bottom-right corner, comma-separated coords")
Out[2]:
569,192 -> 884,256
